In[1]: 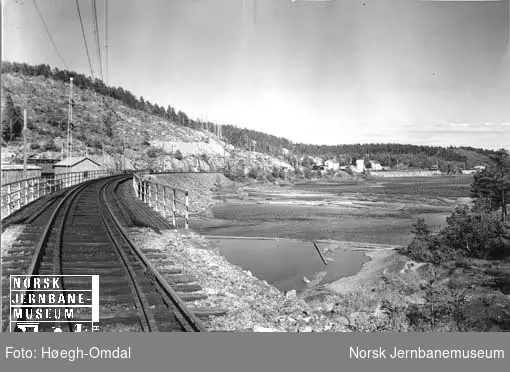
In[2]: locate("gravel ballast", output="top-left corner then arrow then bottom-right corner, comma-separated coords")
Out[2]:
129,228 -> 348,332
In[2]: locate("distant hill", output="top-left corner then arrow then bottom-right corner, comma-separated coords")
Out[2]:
1,61 -> 500,174
1,63 -> 290,172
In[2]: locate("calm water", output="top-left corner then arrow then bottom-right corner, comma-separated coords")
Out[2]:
210,238 -> 369,293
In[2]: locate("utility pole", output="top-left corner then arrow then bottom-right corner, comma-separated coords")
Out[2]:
23,109 -> 27,179
101,95 -> 106,169
122,132 -> 126,171
104,0 -> 108,83
67,77 -> 74,174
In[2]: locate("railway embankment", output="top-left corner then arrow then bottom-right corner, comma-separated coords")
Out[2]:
129,228 -> 349,332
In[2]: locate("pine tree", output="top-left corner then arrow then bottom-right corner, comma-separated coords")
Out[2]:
1,94 -> 22,142
471,149 -> 510,221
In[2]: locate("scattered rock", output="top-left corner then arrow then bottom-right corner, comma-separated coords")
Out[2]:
253,326 -> 282,332
286,290 -> 297,299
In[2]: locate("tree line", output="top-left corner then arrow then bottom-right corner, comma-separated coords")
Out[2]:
1,61 -> 221,135
2,61 -> 499,170
403,149 -> 510,263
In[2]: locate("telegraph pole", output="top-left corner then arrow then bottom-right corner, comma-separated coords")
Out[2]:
122,132 -> 126,171
105,0 -> 108,85
101,96 -> 106,169
23,109 -> 28,179
67,77 -> 74,174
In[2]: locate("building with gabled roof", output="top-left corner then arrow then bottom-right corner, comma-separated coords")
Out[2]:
54,157 -> 101,179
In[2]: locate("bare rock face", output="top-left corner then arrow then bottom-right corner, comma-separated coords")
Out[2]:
285,290 -> 297,299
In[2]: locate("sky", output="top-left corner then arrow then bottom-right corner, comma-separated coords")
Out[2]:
2,0 -> 510,150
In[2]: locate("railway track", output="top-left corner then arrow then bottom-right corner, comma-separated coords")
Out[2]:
2,175 -> 207,332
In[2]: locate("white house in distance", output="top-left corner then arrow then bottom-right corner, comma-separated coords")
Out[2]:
325,159 -> 340,171
354,159 -> 365,173
312,157 -> 324,166
369,160 -> 383,171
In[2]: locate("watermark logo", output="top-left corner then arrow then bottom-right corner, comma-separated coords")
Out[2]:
10,275 -> 100,332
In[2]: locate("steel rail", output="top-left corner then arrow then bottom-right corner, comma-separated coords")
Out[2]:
6,180 -> 95,332
103,178 -> 207,332
98,177 -> 157,331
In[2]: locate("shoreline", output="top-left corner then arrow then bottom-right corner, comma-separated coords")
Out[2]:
326,249 -> 398,294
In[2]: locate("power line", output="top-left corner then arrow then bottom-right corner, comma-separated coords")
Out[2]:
105,0 -> 108,85
75,0 -> 94,78
32,0 -> 69,70
91,0 -> 104,81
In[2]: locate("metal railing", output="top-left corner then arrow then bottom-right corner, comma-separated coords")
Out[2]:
132,173 -> 189,229
1,170 -> 117,219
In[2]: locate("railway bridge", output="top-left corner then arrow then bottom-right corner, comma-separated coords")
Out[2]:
1,170 -> 220,332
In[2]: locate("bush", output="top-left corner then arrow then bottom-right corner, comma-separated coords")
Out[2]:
223,167 -> 247,183
400,219 -> 441,263
440,206 -> 510,259
247,167 -> 258,179
84,136 -> 102,149
174,149 -> 183,160
256,173 -> 266,182
201,153 -> 210,163
266,173 -> 275,183
303,168 -> 312,179
42,139 -> 59,151
30,142 -> 40,149
271,165 -> 279,179
402,209 -> 510,263
146,147 -> 159,158
406,269 -> 469,331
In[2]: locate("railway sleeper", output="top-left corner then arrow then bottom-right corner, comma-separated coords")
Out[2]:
188,306 -> 228,318
157,268 -> 183,275
163,274 -> 195,284
177,293 -> 208,302
171,283 -> 202,293
57,261 -> 124,269
60,253 -> 118,261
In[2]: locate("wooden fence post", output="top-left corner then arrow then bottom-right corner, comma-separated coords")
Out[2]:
17,181 -> 21,210
24,180 -> 28,205
28,179 -> 33,202
161,186 -> 166,218
185,191 -> 189,230
154,183 -> 159,212
7,184 -> 11,215
148,182 -> 152,207
172,189 -> 176,227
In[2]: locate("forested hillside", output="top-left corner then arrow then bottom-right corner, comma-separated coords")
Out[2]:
1,61 -> 499,173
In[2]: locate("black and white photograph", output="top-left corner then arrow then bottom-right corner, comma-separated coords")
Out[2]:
1,0 -> 509,334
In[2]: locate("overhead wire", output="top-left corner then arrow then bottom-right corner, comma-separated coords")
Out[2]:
32,0 -> 69,70
91,0 -> 104,81
105,0 -> 108,85
75,0 -> 94,78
